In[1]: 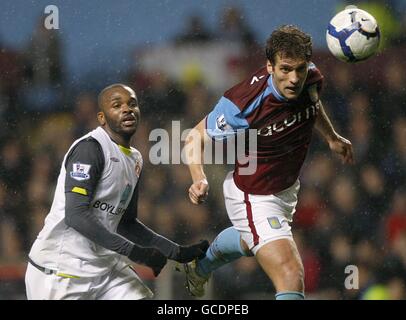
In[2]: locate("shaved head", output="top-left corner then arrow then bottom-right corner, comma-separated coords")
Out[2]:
98,83 -> 136,111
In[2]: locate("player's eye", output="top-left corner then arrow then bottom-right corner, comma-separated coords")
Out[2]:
297,66 -> 307,73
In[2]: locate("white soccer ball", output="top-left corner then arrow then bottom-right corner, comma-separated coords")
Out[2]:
326,6 -> 380,62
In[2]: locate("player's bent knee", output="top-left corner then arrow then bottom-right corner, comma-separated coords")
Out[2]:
270,261 -> 304,292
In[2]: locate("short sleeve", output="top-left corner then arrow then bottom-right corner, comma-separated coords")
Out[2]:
64,137 -> 105,199
205,96 -> 249,141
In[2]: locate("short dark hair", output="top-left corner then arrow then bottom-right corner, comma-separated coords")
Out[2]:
97,83 -> 130,110
265,25 -> 312,64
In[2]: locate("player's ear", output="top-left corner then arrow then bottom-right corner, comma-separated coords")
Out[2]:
97,111 -> 106,126
266,60 -> 274,74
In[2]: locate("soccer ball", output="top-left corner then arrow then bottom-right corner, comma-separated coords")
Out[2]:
326,6 -> 380,62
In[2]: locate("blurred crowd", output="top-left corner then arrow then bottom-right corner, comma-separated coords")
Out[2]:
0,5 -> 405,300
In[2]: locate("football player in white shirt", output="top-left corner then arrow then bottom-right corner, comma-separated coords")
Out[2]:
26,84 -> 208,300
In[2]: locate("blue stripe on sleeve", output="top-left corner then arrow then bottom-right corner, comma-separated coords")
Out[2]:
206,83 -> 274,140
206,96 -> 249,140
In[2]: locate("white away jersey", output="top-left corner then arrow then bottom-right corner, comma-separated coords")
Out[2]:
29,127 -> 143,277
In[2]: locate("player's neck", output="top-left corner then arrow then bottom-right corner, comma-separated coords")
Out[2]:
102,127 -> 131,148
112,135 -> 131,148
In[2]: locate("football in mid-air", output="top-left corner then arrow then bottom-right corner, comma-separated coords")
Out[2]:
326,6 -> 380,62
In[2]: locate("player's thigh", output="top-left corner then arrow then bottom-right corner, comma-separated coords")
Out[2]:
255,238 -> 304,287
25,264 -> 63,300
25,263 -> 52,300
256,238 -> 303,274
96,264 -> 153,300
223,172 -> 252,234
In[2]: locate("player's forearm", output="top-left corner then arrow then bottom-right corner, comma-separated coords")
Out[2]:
315,101 -> 338,143
118,218 -> 179,258
184,119 -> 207,183
189,164 -> 207,183
117,188 -> 180,257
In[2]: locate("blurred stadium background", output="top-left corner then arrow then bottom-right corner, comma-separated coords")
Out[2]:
0,0 -> 405,300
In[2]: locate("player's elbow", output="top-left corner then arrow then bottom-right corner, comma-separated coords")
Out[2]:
64,204 -> 89,231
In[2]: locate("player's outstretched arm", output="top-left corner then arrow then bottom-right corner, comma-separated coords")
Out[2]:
119,217 -> 209,263
315,100 -> 354,165
65,191 -> 168,276
184,118 -> 210,204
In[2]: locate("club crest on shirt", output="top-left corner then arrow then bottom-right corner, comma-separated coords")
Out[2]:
70,162 -> 91,181
216,114 -> 232,132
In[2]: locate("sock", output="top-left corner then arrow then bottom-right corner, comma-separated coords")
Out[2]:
275,291 -> 305,300
196,227 -> 247,278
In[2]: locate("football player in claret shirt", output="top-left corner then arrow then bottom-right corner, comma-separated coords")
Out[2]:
180,25 -> 354,300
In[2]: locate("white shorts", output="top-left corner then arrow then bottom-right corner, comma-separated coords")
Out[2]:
223,172 -> 300,255
25,260 -> 153,300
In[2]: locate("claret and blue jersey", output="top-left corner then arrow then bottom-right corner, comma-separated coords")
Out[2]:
205,63 -> 324,195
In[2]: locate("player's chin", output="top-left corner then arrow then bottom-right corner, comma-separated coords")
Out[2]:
283,89 -> 300,100
120,123 -> 138,135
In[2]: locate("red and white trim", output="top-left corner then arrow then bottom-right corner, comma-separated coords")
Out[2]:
244,192 -> 259,246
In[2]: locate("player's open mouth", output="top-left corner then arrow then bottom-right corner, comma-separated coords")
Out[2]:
122,120 -> 136,126
122,116 -> 137,126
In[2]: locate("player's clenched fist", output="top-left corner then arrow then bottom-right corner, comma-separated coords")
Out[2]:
170,240 -> 210,263
328,134 -> 354,165
188,179 -> 209,204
